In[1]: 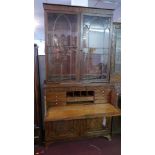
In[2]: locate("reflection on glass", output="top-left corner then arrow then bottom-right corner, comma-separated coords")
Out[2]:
81,15 -> 111,81
114,24 -> 121,72
48,47 -> 76,81
47,13 -> 78,81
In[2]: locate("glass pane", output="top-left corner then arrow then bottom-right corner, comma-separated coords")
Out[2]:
46,13 -> 78,81
47,47 -> 76,81
115,25 -> 121,72
81,15 -> 111,81
81,48 -> 109,80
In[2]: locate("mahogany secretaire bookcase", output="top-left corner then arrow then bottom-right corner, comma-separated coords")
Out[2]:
43,3 -> 121,145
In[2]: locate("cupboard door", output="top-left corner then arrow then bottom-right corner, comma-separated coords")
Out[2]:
81,15 -> 112,82
46,13 -> 78,82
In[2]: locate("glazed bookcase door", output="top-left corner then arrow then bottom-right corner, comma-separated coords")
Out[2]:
80,14 -> 112,82
46,12 -> 78,82
114,23 -> 121,73
110,23 -> 121,86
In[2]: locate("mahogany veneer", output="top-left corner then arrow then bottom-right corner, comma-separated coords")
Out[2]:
43,3 -> 121,145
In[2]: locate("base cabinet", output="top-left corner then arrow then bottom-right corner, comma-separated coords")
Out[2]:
45,117 -> 111,145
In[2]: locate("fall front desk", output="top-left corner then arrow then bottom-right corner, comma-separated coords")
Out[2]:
43,3 -> 121,145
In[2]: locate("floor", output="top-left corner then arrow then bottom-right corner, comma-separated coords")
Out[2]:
35,134 -> 121,155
